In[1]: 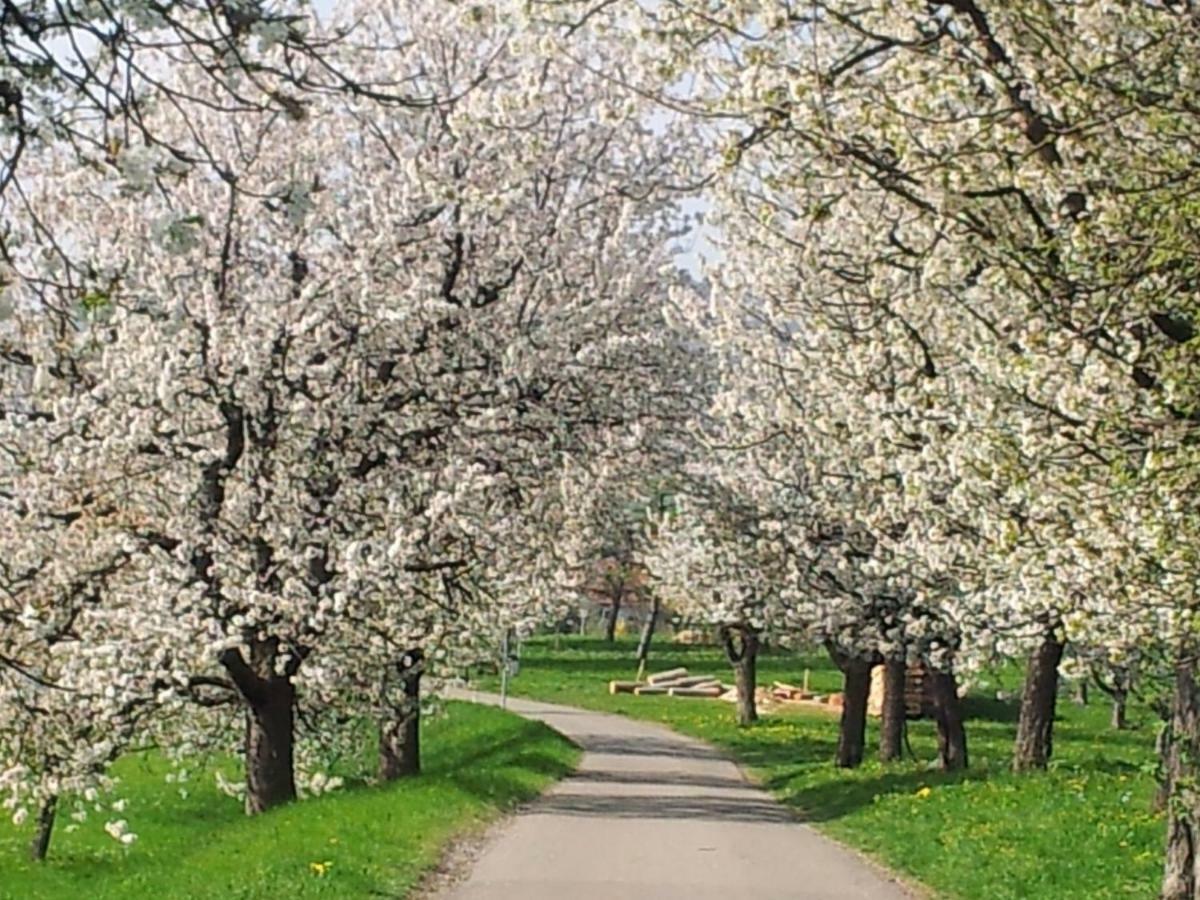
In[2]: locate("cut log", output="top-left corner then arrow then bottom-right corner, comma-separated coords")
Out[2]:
609,680 -> 641,694
671,675 -> 721,688
669,686 -> 723,698
649,675 -> 715,689
633,685 -> 671,695
646,678 -> 693,690
647,667 -> 689,684
773,681 -> 804,695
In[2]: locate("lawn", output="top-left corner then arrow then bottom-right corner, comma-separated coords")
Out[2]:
0,701 -> 579,900
480,635 -> 1163,900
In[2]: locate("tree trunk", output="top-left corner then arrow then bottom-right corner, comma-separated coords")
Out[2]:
1073,679 -> 1089,706
830,643 -> 878,772
1112,693 -> 1128,730
243,676 -> 297,814
836,660 -> 872,768
929,668 -> 968,772
1013,628 -> 1065,772
1161,652 -> 1200,900
880,658 -> 907,763
1156,719 -> 1174,815
28,795 -> 56,862
825,642 -> 876,769
604,593 -> 621,643
220,640 -> 300,815
733,644 -> 758,727
379,649 -> 424,780
1095,665 -> 1133,732
721,625 -> 759,726
635,593 -> 661,677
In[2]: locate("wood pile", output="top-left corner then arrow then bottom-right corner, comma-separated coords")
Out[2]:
609,667 -> 844,714
609,667 -> 725,698
768,680 -> 844,714
718,685 -> 774,705
866,663 -> 934,719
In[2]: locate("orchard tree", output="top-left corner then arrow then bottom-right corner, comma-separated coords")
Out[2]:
0,0 -> 422,205
648,475 -> 800,727
552,2 -> 1200,892
2,0 -> 701,821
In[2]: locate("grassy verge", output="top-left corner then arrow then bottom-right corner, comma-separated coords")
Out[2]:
0,701 -> 578,900
481,635 -> 1162,900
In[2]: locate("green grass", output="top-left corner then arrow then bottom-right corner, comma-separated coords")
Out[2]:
0,701 -> 579,900
481,635 -> 1163,900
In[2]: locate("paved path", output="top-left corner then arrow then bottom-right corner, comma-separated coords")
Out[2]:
439,690 -> 912,900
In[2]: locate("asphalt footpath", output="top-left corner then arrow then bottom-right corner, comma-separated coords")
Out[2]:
438,691 -> 913,900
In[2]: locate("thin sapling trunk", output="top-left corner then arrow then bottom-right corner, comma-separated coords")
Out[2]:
29,795 -> 57,862
635,593 -> 661,680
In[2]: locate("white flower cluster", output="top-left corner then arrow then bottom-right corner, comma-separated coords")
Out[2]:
0,0 -> 698,829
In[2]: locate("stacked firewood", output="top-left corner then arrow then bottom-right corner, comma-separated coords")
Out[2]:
770,680 -> 844,713
866,664 -> 932,719
608,667 -> 725,698
607,668 -> 844,713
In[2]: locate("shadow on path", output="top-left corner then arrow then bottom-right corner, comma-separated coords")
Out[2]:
534,792 -> 794,823
570,732 -> 727,761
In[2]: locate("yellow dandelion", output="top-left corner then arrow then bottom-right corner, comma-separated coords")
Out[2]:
915,786 -> 932,799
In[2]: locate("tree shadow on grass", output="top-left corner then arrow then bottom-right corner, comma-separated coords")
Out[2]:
426,718 -> 573,774
747,712 -> 1153,826
433,746 -> 578,814
773,766 -> 978,823
1046,757 -> 1143,777
961,695 -> 1021,724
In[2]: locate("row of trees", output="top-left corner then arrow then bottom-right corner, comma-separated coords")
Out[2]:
0,0 -> 701,858
537,3 -> 1200,897
7,2 -> 1200,897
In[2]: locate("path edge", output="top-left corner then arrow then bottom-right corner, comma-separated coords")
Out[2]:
410,694 -> 585,899
443,688 -> 929,900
